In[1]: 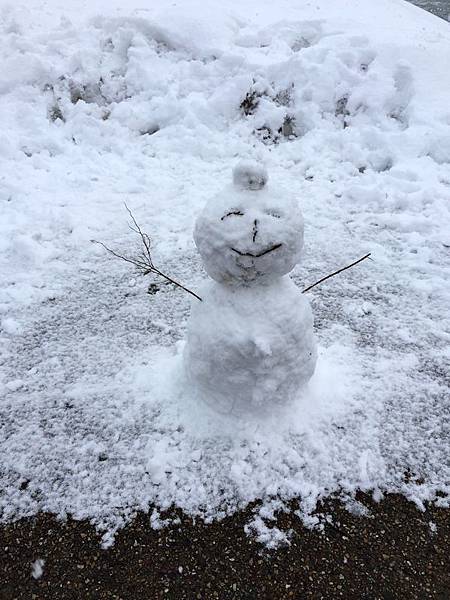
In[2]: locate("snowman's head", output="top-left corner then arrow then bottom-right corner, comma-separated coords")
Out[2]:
194,161 -> 304,285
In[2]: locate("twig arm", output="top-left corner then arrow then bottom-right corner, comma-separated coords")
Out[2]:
150,268 -> 203,301
92,239 -> 203,301
302,253 -> 371,294
92,240 -> 146,270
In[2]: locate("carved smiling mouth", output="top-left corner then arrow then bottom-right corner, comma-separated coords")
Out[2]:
231,243 -> 282,258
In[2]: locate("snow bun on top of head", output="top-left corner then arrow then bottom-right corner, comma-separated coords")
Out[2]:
232,161 -> 268,191
194,161 -> 304,285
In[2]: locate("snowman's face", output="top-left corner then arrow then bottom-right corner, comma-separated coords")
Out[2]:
194,185 -> 304,284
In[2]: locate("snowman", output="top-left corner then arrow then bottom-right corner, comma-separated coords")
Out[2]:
184,161 -> 317,415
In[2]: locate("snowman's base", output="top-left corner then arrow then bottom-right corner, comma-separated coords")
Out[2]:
183,276 -> 317,416
140,339 -> 351,438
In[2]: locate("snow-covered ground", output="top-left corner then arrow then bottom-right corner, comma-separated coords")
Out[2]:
1,0 -> 449,547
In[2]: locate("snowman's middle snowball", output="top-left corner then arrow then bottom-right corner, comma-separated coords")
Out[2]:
184,277 -> 317,414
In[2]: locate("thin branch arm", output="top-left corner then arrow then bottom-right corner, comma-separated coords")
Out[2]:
302,253 -> 371,294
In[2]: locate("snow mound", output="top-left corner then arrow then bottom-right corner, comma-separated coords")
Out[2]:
1,1 -> 449,546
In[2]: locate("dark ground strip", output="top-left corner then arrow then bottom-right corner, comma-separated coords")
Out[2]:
1,494 -> 449,599
408,0 -> 450,20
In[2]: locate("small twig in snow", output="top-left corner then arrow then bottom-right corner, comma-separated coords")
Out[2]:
302,253 -> 372,294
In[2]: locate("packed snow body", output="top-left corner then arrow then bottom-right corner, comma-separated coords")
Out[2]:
185,163 -> 316,413
184,278 -> 316,413
1,0 -> 449,547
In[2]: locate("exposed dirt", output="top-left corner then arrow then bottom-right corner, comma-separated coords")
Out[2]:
1,494 -> 449,599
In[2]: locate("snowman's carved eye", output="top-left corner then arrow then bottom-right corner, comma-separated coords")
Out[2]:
266,210 -> 282,219
221,210 -> 244,221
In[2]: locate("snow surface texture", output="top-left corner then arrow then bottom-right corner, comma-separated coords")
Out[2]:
1,0 -> 450,547
184,163 -> 317,414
